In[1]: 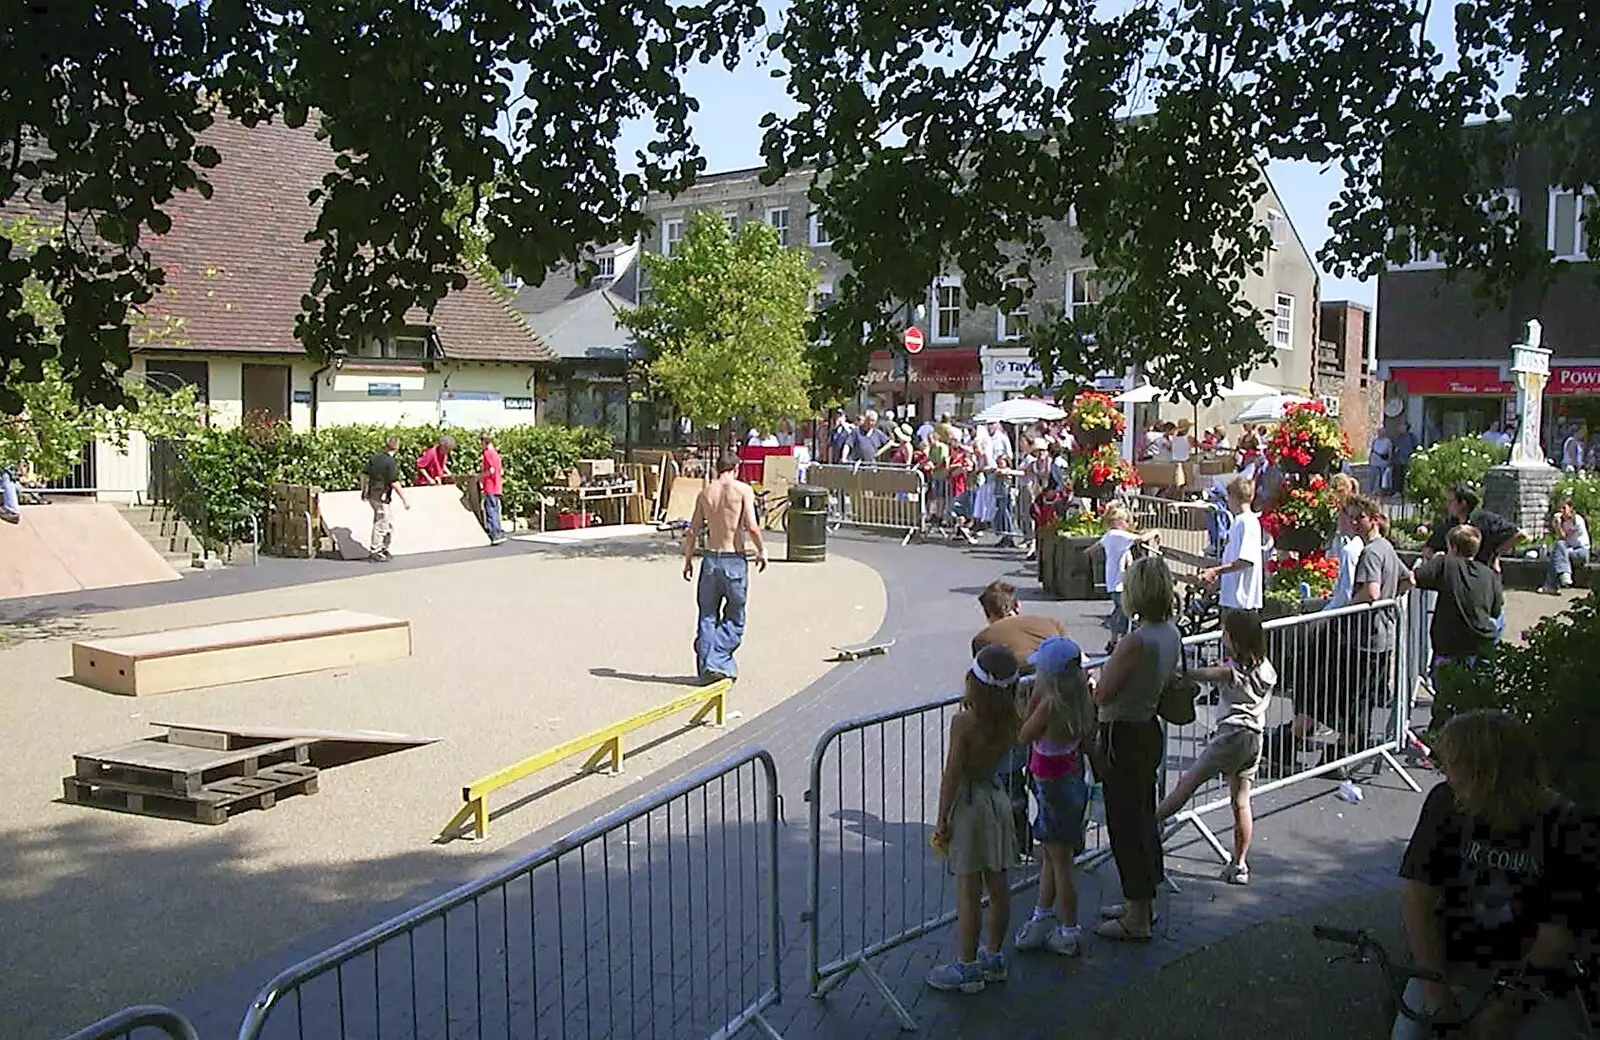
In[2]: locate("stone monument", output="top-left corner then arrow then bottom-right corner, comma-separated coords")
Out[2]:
1484,319 -> 1560,538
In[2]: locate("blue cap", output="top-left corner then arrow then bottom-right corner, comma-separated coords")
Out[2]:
1028,635 -> 1084,675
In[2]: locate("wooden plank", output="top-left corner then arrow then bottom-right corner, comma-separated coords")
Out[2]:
664,477 -> 704,523
63,764 -> 319,825
156,722 -> 439,747
71,611 -> 412,696
75,737 -> 312,796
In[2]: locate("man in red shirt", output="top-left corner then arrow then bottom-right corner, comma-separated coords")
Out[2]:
415,435 -> 455,484
480,432 -> 505,544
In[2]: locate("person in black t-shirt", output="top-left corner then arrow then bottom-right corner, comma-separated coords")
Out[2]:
1396,711 -> 1593,1040
360,436 -> 410,561
1411,525 -> 1502,732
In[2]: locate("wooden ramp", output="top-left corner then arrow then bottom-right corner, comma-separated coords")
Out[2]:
0,502 -> 181,601
318,484 -> 490,560
71,609 -> 412,696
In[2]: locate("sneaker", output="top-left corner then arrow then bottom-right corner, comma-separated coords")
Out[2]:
1559,573 -> 1574,587
489,535 -> 507,545
1221,862 -> 1250,886
977,949 -> 1008,983
0,509 -> 18,525
925,960 -> 986,994
1046,925 -> 1082,957
1014,913 -> 1056,951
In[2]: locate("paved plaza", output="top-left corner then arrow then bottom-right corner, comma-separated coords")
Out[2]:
0,532 -> 1575,1039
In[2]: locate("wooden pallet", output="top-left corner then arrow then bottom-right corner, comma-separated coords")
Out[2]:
74,736 -> 313,797
63,763 -> 320,825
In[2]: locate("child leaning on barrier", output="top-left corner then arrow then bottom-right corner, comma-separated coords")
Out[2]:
1012,636 -> 1096,958
926,644 -> 1024,994
1155,609 -> 1276,886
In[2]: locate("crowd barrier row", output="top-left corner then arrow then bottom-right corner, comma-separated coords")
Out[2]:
71,598 -> 1432,1040
802,463 -> 926,544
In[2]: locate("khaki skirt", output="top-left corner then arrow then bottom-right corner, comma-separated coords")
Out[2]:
946,778 -> 1018,875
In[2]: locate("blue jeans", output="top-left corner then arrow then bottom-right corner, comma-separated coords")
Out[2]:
993,477 -> 1015,538
1109,591 -> 1131,636
482,493 -> 503,539
0,468 -> 17,515
1549,541 -> 1588,584
695,553 -> 748,679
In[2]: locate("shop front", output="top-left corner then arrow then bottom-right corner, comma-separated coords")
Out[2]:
1385,360 -> 1600,457
978,345 -> 1124,410
863,348 -> 983,421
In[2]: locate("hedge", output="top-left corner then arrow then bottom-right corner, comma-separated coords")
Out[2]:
1403,435 -> 1508,516
177,422 -> 612,545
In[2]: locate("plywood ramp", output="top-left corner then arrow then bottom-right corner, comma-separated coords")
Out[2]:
0,502 -> 181,601
317,484 -> 490,560
71,609 -> 412,696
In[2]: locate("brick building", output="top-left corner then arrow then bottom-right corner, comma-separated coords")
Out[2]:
1313,300 -> 1382,453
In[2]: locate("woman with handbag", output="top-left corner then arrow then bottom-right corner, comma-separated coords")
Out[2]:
1089,555 -> 1183,942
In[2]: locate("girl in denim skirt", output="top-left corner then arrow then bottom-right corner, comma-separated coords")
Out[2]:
926,644 -> 1023,994
1013,636 -> 1097,956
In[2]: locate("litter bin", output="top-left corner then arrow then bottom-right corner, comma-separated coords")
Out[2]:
787,484 -> 829,563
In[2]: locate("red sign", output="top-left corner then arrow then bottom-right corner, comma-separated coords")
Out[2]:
1391,366 -> 1511,396
1550,365 -> 1600,395
903,325 -> 925,354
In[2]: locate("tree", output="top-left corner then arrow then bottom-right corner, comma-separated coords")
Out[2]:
759,0 -> 1600,401
621,211 -> 816,441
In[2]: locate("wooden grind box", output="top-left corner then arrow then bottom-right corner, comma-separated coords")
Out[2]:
71,609 -> 412,696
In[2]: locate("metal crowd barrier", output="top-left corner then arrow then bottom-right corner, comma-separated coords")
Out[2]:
1127,493 -> 1211,573
239,749 -> 785,1040
61,1006 -> 200,1040
803,691 -> 1108,1030
1158,599 -> 1425,865
802,463 -> 926,544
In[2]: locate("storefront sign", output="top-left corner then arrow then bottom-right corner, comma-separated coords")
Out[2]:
866,348 -> 982,392
292,389 -> 312,404
503,396 -> 534,410
1388,366 -> 1511,396
1549,365 -> 1600,395
980,345 -> 1122,394
366,382 -> 402,398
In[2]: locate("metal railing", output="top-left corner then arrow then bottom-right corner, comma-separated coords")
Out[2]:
803,691 -> 1108,1030
239,748 -> 785,1040
39,441 -> 99,494
61,1005 -> 200,1040
1128,493 -> 1213,573
1158,599 -> 1425,865
802,463 -> 926,544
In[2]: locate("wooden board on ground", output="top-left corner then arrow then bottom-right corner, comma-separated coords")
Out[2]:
75,736 -> 313,796
153,722 -> 439,752
664,476 -> 704,523
0,502 -> 181,602
70,609 -> 412,696
317,484 -> 490,560
831,639 -> 895,661
63,762 -> 319,825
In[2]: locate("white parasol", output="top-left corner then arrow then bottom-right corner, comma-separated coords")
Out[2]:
1112,384 -> 1169,404
971,398 -> 1067,424
1232,393 -> 1313,424
1215,378 -> 1280,399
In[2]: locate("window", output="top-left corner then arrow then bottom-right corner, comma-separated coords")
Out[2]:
723,211 -> 739,232
1273,292 -> 1295,350
1067,204 -> 1079,229
997,280 -> 1029,341
812,282 -> 835,310
931,277 -> 962,341
357,325 -> 434,361
1065,268 -> 1104,321
1549,188 -> 1596,260
1320,394 -> 1342,418
1394,190 -> 1521,270
808,210 -> 832,247
501,270 -> 523,291
1267,209 -> 1289,250
766,207 -> 790,246
595,254 -> 615,281
662,218 -> 684,257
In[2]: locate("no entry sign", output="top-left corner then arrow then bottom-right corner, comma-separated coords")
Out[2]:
904,325 -> 925,354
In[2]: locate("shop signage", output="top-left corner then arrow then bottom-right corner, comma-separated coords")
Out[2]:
503,396 -> 534,410
1389,366 -> 1511,396
1549,365 -> 1600,395
366,382 -> 403,398
292,389 -> 312,404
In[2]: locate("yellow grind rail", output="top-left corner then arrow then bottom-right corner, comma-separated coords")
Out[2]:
440,679 -> 732,841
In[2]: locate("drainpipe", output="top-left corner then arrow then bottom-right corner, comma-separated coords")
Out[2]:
308,362 -> 332,429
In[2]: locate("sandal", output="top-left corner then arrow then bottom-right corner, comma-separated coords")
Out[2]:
1099,904 -> 1162,924
1095,917 -> 1153,942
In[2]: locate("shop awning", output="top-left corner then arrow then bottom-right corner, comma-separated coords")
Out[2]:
865,348 -> 982,392
1388,366 -> 1511,395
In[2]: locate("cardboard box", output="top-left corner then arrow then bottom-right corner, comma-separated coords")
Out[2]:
578,458 -> 615,480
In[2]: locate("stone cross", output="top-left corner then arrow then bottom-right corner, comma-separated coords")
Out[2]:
1510,319 -> 1551,467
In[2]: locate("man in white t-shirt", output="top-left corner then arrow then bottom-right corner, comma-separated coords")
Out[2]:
1321,505 -> 1366,611
1200,475 -> 1263,614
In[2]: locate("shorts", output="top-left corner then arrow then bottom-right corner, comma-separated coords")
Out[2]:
1030,770 -> 1088,851
930,477 -> 950,501
1193,725 -> 1263,783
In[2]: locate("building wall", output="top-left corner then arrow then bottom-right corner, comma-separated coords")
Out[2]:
639,165 -> 1320,428
1314,302 -> 1382,453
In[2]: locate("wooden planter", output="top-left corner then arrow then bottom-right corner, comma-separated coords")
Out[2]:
1039,528 -> 1102,600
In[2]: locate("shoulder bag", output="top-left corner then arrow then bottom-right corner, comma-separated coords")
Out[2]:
1157,644 -> 1199,726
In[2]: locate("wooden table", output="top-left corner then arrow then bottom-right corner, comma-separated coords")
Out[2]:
540,482 -> 638,529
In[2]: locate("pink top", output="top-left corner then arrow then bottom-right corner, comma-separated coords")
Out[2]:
416,445 -> 448,483
480,446 -> 503,496
1029,739 -> 1082,780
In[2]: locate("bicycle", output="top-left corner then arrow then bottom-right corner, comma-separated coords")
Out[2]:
1312,924 -> 1595,1038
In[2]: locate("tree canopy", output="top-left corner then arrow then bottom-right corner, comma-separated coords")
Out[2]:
3,0 -> 1594,413
621,211 -> 816,436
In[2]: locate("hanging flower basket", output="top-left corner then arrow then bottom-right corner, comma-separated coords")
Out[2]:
1271,526 -> 1326,555
1266,401 -> 1348,476
1066,391 -> 1125,447
1073,425 -> 1117,449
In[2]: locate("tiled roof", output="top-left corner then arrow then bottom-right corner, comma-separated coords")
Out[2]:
141,116 -> 552,364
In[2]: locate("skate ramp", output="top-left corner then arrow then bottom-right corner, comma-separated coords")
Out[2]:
0,503 -> 182,601
318,484 -> 490,560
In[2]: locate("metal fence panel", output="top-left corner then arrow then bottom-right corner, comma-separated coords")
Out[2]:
801,464 -> 925,543
238,749 -> 784,1040
62,1005 -> 200,1040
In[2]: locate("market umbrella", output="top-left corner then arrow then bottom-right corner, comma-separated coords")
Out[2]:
1112,384 -> 1169,404
1215,378 -> 1280,399
1232,393 -> 1313,425
972,398 -> 1067,424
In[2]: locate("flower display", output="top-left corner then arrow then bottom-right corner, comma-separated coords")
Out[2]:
1067,390 -> 1127,436
1070,442 -> 1140,492
1259,474 -> 1340,543
1265,550 -> 1342,599
1266,400 -> 1349,472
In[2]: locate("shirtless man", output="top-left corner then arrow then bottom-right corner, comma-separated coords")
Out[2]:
683,452 -> 768,682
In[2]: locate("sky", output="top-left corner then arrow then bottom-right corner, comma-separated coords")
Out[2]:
610,3 -> 1466,312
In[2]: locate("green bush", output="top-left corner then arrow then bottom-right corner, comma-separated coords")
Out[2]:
1403,436 -> 1509,515
1552,473 -> 1600,526
1436,590 -> 1600,812
177,422 -> 612,545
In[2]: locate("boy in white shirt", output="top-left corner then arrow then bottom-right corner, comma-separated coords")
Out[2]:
1321,505 -> 1365,611
1200,476 -> 1263,615
1091,504 -> 1160,649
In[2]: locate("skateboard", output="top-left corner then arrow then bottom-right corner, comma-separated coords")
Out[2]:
830,639 -> 895,662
